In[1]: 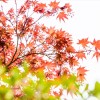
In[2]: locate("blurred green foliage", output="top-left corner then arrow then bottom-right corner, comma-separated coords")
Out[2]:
1,61 -> 99,100
0,61 -> 81,100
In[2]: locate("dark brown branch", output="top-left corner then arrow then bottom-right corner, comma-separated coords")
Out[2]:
6,0 -> 19,68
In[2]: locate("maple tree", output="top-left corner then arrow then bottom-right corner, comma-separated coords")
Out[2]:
0,0 -> 100,99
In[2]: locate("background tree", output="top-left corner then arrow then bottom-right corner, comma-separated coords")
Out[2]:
0,0 -> 100,99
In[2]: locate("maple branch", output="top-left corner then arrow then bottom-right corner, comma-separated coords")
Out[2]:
6,0 -> 19,68
72,49 -> 94,54
0,4 -> 17,32
3,21 -> 46,63
19,5 -> 31,34
2,47 -> 6,64
5,49 -> 56,68
18,0 -> 29,16
25,14 -> 45,31
6,40 -> 19,68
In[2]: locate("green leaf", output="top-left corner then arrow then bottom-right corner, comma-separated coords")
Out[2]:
89,82 -> 100,97
84,84 -> 89,91
10,67 -> 21,84
0,86 -> 9,94
47,95 -> 58,100
1,74 -> 11,85
23,79 -> 36,97
22,61 -> 29,73
61,74 -> 76,89
5,90 -> 13,100
0,65 -> 6,75
23,85 -> 34,97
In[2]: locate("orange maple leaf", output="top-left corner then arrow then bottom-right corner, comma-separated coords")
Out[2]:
91,39 -> 100,50
77,38 -> 89,48
93,51 -> 100,61
67,8 -> 72,12
47,27 -> 55,34
38,3 -> 46,9
77,67 -> 88,81
49,0 -> 59,10
66,46 -> 75,53
76,51 -> 86,60
57,12 -> 68,22
0,16 -> 6,22
34,3 -> 46,13
65,3 -> 71,9
67,83 -> 78,97
77,67 -> 88,75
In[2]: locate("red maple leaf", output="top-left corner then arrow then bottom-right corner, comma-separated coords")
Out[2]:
77,38 -> 89,48
57,12 -> 68,22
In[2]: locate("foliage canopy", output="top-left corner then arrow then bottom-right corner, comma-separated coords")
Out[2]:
0,0 -> 100,99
